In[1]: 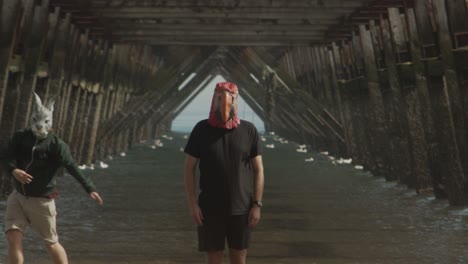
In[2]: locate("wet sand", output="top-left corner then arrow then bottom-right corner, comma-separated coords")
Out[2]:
1,133 -> 468,263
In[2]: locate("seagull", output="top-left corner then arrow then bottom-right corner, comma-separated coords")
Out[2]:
296,144 -> 307,153
336,158 -> 352,164
354,165 -> 364,170
78,164 -> 87,170
154,139 -> 163,147
266,144 -> 275,149
320,151 -> 329,155
161,134 -> 173,140
120,152 -> 126,157
99,161 -> 109,169
296,148 -> 307,153
305,157 -> 314,162
269,131 -> 276,135
342,158 -> 352,164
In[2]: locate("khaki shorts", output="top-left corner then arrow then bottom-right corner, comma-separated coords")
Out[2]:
4,191 -> 58,244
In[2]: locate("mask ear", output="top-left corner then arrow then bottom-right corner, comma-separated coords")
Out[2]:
33,92 -> 43,111
45,98 -> 55,112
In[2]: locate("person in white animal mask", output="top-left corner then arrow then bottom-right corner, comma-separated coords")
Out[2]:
2,92 -> 103,264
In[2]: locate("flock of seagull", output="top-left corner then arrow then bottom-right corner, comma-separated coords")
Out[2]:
262,131 -> 364,170
77,132 -> 364,171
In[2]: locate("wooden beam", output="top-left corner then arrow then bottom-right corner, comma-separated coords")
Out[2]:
109,23 -> 331,32
112,39 -> 323,46
91,0 -> 366,8
111,30 -> 325,37
95,7 -> 361,20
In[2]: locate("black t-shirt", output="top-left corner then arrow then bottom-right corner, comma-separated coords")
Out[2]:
184,119 -> 262,215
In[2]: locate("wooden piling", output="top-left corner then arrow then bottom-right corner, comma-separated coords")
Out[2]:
17,1 -> 49,130
0,0 -> 20,134
359,24 -> 390,177
378,16 -> 411,183
430,0 -> 468,205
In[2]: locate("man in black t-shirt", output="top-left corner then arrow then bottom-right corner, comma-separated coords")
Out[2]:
184,82 -> 264,264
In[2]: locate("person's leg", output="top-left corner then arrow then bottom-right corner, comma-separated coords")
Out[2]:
198,213 -> 226,264
226,214 -> 250,264
5,192 -> 28,264
45,242 -> 68,264
206,250 -> 224,264
6,230 -> 24,264
228,248 -> 247,264
28,198 -> 66,263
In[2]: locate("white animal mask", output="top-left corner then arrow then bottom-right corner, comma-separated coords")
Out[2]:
30,92 -> 54,139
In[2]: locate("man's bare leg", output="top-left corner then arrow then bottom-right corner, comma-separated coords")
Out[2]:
206,250 -> 224,264
45,242 -> 68,264
7,230 -> 24,264
228,248 -> 247,264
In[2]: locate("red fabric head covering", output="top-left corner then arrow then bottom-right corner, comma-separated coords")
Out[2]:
208,82 -> 240,129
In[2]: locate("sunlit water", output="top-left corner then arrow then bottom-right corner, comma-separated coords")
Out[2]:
1,132 -> 468,263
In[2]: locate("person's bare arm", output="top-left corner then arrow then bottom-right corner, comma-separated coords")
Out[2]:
12,169 -> 33,184
184,155 -> 203,225
249,155 -> 264,227
89,192 -> 103,204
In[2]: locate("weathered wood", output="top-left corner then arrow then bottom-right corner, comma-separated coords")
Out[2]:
46,12 -> 70,100
359,24 -> 390,177
17,1 -> 49,130
65,85 -> 82,146
56,26 -> 79,134
378,17 -> 409,183
331,43 -> 353,157
0,0 -> 20,133
86,46 -> 110,163
1,0 -> 35,138
432,0 -> 468,204
31,7 -> 59,102
406,8 -> 439,195
343,77 -> 372,167
93,0 -> 364,8
413,1 -> 438,59
65,32 -> 89,145
445,0 -> 468,34
95,6 -> 362,20
116,39 -> 325,47
387,10 -> 432,191
388,8 -> 407,51
76,91 -> 93,164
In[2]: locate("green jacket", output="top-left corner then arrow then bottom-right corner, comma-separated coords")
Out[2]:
3,129 -> 96,197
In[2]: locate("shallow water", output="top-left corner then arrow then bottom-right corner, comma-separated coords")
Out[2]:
1,133 -> 468,263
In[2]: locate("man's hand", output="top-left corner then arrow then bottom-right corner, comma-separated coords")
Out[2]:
189,203 -> 204,226
12,169 -> 33,184
89,192 -> 103,205
248,206 -> 261,228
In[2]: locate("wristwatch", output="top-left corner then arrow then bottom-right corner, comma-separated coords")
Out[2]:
253,200 -> 263,208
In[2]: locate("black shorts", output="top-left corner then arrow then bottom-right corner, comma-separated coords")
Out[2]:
198,213 -> 251,251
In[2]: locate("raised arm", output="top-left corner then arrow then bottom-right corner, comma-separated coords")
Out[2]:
57,141 -> 103,204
